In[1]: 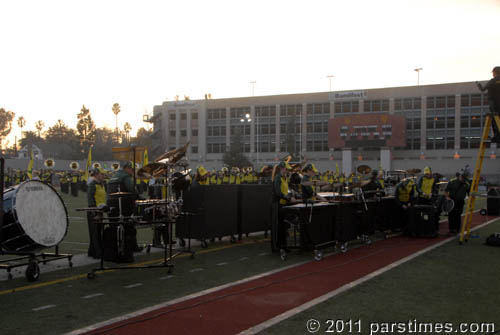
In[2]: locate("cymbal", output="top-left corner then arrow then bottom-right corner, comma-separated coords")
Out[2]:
349,180 -> 371,188
357,165 -> 372,175
301,180 -> 330,186
109,191 -> 132,196
137,162 -> 167,178
406,168 -> 421,175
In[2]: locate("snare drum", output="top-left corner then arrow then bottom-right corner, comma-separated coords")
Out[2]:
1,180 -> 69,251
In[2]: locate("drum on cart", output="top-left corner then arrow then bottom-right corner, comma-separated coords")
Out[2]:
1,180 -> 69,252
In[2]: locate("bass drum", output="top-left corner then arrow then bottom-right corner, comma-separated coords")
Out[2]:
2,180 -> 69,252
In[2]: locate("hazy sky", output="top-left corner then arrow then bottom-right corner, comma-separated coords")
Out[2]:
1,0 -> 499,147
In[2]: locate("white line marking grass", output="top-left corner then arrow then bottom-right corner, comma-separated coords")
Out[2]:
33,305 -> 56,311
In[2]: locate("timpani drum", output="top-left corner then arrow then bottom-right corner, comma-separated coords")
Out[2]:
1,180 -> 69,252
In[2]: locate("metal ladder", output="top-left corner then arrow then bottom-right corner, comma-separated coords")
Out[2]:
459,114 -> 500,244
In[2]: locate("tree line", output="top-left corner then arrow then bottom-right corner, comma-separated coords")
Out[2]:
0,104 -> 152,161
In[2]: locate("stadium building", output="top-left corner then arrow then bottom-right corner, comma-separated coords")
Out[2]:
148,81 -> 500,181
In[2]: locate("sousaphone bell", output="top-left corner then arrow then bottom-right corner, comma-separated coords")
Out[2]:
70,161 -> 80,171
44,158 -> 55,169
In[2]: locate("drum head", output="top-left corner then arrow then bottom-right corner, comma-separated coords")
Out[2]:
14,181 -> 68,248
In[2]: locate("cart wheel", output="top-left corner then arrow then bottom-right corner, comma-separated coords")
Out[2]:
280,249 -> 287,261
480,209 -> 487,216
146,245 -> 151,254
201,240 -> 208,249
179,239 -> 186,247
26,260 -> 40,282
340,243 -> 348,253
230,236 -> 236,243
314,249 -> 323,261
87,271 -> 96,280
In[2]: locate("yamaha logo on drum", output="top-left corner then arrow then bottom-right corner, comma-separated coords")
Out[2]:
25,186 -> 44,192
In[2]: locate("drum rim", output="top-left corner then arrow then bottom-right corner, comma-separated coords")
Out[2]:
11,180 -> 69,249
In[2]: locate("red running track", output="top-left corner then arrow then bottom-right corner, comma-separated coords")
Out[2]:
84,213 -> 494,335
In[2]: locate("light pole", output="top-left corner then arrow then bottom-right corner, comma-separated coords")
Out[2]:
327,75 -> 334,91
414,68 -> 423,86
250,81 -> 256,96
240,113 -> 252,163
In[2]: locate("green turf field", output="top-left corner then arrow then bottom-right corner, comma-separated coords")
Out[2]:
0,189 -> 496,335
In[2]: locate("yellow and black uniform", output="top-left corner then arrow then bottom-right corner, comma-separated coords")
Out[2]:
416,167 -> 437,203
192,166 -> 210,186
272,162 -> 292,252
87,174 -> 106,258
394,178 -> 415,233
70,172 -> 79,197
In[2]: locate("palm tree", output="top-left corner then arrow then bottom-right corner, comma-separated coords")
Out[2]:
123,122 -> 132,143
35,120 -> 45,137
17,116 -> 26,136
112,103 -> 121,142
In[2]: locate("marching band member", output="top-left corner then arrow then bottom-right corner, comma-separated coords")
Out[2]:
192,165 -> 209,186
445,170 -> 471,234
272,160 -> 295,253
300,164 -> 325,202
87,168 -> 106,259
394,178 -> 416,234
416,166 -> 437,204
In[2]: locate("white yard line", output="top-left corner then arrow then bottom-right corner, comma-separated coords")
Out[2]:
32,305 -> 56,311
82,293 -> 104,299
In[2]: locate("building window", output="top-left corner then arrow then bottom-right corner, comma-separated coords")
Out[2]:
192,129 -> 198,137
191,146 -> 198,153
169,113 -> 176,121
192,112 -> 198,120
180,129 -> 187,137
169,130 -> 176,137
181,113 -> 187,120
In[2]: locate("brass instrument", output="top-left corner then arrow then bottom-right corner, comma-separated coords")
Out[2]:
111,162 -> 120,171
70,161 -> 79,171
406,168 -> 421,175
155,142 -> 190,164
93,162 -> 101,170
44,158 -> 55,169
357,165 -> 372,175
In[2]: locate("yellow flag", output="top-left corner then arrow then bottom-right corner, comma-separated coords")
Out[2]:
143,148 -> 149,167
84,147 -> 92,181
27,150 -> 34,179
